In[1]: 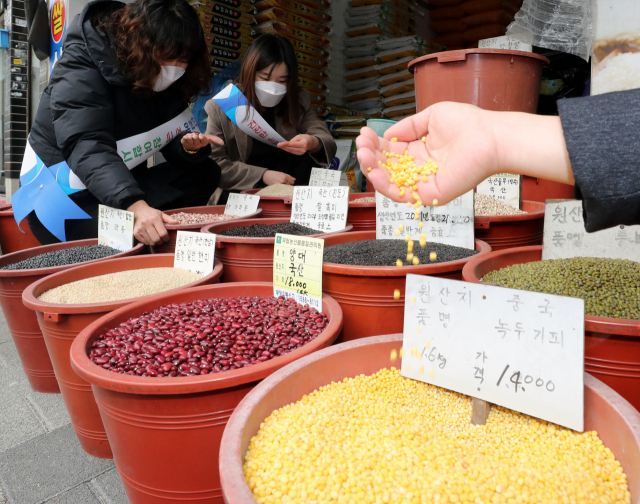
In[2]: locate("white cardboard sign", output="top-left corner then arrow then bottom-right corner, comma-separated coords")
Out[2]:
542,199 -> 640,261
224,193 -> 260,217
401,274 -> 585,431
376,191 -> 475,250
173,231 -> 216,276
98,204 -> 134,252
291,186 -> 349,233
479,35 -> 533,52
476,173 -> 521,209
309,167 -> 342,187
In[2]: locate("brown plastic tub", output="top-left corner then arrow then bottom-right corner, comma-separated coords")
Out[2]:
347,192 -> 376,231
462,245 -> 640,412
70,283 -> 343,504
0,239 -> 144,393
241,189 -> 293,218
322,231 -> 491,341
153,205 -> 263,254
522,176 -> 575,203
475,200 -> 545,250
0,204 -> 41,254
408,49 -> 549,114
202,218 -> 354,283
22,254 -> 223,459
220,334 -> 640,504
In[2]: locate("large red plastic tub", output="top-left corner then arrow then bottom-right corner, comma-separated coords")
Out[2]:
0,204 -> 41,254
408,49 -> 549,114
522,176 -> 575,203
202,218 -> 353,283
347,192 -> 375,231
70,283 -> 343,504
220,334 -> 640,504
22,254 -> 223,459
462,245 -> 640,412
241,189 -> 292,218
154,205 -> 263,254
322,231 -> 491,341
0,239 -> 143,393
474,200 -> 545,250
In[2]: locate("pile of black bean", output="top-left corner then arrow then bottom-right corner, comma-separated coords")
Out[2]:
220,222 -> 319,238
1,244 -> 121,271
323,239 -> 477,266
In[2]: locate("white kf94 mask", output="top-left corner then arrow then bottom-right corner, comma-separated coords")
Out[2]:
254,81 -> 287,107
153,66 -> 186,92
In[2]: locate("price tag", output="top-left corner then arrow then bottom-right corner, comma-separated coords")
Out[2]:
309,167 -> 342,187
173,231 -> 216,276
542,199 -> 640,261
375,191 -> 475,249
224,193 -> 260,216
291,186 -> 349,233
402,274 -> 585,431
273,234 -> 324,310
476,173 -> 521,209
479,35 -> 532,52
98,204 -> 134,252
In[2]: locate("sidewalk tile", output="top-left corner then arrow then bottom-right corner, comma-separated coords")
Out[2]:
44,484 -> 101,503
90,468 -> 129,504
0,424 -> 114,504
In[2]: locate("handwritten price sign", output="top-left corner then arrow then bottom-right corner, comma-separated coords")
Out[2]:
98,204 -> 134,252
476,173 -> 521,209
224,193 -> 260,217
273,233 -> 324,310
174,231 -> 216,276
401,274 -> 585,431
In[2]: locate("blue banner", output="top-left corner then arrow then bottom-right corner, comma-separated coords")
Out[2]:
49,0 -> 67,73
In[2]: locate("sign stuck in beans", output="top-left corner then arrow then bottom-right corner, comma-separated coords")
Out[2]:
476,173 -> 521,209
376,191 -> 475,250
291,187 -> 349,232
273,233 -> 324,311
542,199 -> 640,261
401,274 -> 585,432
224,193 -> 260,216
309,167 -> 341,187
98,204 -> 134,252
173,231 -> 216,276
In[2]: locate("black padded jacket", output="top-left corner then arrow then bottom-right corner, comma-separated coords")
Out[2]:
28,0 -> 211,211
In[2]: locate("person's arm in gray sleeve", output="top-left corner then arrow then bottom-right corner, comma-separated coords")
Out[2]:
558,88 -> 640,232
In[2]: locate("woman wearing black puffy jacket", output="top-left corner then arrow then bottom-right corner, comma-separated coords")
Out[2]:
19,0 -> 223,245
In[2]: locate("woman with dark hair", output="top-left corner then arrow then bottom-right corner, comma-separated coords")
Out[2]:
19,0 -> 223,246
205,34 -> 336,202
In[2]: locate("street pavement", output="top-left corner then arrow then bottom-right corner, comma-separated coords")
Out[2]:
0,310 -> 129,503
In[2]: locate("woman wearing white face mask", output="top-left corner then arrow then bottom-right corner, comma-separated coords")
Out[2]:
22,0 -> 224,246
205,34 -> 336,203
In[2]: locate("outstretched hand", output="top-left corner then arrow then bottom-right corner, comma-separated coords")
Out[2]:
181,133 -> 224,152
356,102 -> 500,206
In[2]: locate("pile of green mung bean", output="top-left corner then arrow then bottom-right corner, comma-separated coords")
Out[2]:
482,257 -> 640,319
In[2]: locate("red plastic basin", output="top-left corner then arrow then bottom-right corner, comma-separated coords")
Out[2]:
347,192 -> 375,232
241,189 -> 293,218
522,176 -> 575,203
220,334 -> 640,504
0,204 -> 41,254
462,245 -> 640,412
69,283 -> 343,504
474,200 -> 545,251
322,231 -> 491,341
201,218 -> 354,283
408,49 -> 549,114
154,205 -> 263,254
0,239 -> 143,393
22,254 -> 223,459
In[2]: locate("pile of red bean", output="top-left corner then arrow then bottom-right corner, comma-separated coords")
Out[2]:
88,296 -> 329,377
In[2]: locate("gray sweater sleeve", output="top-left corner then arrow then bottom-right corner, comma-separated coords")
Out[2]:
557,88 -> 640,232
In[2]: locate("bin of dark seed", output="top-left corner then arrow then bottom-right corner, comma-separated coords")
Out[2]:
323,239 -> 477,266
482,257 -> 640,320
88,296 -> 329,377
1,245 -> 121,271
220,222 -> 319,238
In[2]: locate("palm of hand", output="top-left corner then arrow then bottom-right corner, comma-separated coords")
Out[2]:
358,102 -> 496,206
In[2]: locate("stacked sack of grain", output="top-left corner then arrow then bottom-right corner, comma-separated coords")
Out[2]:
344,35 -> 444,120
190,0 -> 256,71
428,0 -> 521,50
252,0 -> 332,116
323,103 -> 369,140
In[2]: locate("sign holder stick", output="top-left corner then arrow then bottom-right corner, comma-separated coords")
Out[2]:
471,398 -> 492,426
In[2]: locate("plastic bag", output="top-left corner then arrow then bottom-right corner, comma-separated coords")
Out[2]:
505,0 -> 593,61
